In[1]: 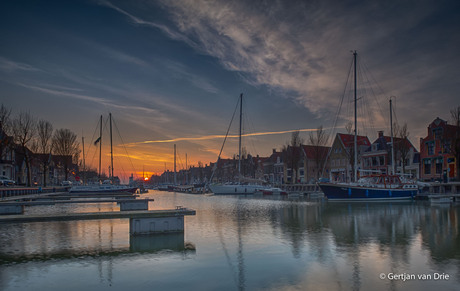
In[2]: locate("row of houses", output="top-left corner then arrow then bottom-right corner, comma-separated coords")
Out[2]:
3,116 -> 458,187
156,116 -> 459,185
0,132 -> 76,186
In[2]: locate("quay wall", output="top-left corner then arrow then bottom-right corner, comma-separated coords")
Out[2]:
423,182 -> 460,194
0,186 -> 70,199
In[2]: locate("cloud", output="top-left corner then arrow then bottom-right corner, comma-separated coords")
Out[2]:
17,83 -> 166,117
0,57 -> 42,72
98,0 -> 192,44
125,127 -> 319,146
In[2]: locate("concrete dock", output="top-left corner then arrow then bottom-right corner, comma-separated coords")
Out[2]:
0,208 -> 196,223
0,208 -> 196,235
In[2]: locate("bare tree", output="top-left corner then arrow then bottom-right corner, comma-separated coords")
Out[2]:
451,106 -> 460,180
37,119 -> 53,186
394,123 -> 411,174
52,128 -> 80,181
308,125 -> 330,179
12,111 -> 37,186
0,104 -> 12,163
345,122 -> 353,134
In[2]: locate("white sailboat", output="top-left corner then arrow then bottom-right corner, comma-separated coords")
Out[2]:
70,113 -> 138,194
209,94 -> 264,195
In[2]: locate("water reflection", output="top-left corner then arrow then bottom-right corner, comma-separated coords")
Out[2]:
0,220 -> 194,264
1,192 -> 460,291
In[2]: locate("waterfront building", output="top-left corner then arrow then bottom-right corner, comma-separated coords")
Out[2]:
328,133 -> 371,182
420,117 -> 459,181
362,131 -> 420,178
299,145 -> 330,183
262,149 -> 284,185
0,129 -> 15,181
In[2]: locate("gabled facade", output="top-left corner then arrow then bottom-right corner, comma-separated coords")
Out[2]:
362,131 -> 420,178
420,117 -> 459,181
262,149 -> 284,185
328,133 -> 371,182
299,145 -> 330,183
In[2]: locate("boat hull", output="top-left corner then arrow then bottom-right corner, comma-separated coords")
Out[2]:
69,186 -> 138,194
209,184 -> 264,195
318,183 -> 416,201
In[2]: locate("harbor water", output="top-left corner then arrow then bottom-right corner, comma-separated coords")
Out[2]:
1,191 -> 459,290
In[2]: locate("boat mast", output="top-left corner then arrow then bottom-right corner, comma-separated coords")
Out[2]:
353,51 -> 358,182
174,144 -> 177,185
238,93 -> 243,184
82,136 -> 86,185
390,99 -> 395,175
110,113 -> 114,182
99,115 -> 102,181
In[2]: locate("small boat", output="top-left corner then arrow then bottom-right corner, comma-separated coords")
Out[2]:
261,187 -> 287,195
429,195 -> 453,204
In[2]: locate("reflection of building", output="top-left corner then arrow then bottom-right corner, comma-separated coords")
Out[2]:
420,117 -> 459,181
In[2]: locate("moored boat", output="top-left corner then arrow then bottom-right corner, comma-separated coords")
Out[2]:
319,51 -> 419,201
210,183 -> 264,195
261,187 -> 287,195
319,174 -> 418,201
208,93 -> 264,195
69,184 -> 138,194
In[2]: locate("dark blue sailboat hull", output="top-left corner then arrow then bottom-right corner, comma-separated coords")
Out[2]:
319,183 -> 416,201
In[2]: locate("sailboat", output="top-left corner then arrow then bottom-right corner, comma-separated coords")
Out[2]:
209,93 -> 265,195
318,51 -> 418,201
69,113 -> 138,194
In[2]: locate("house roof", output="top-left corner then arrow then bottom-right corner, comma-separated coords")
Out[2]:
368,135 -> 417,152
337,133 -> 371,148
301,145 -> 330,159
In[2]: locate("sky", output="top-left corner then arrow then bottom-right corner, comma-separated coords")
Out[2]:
1,0 -> 459,181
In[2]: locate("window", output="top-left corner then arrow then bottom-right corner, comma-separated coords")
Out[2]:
424,159 -> 431,175
427,142 -> 434,155
379,156 -> 385,166
372,157 -> 377,166
433,128 -> 443,140
436,159 -> 443,174
443,141 -> 451,154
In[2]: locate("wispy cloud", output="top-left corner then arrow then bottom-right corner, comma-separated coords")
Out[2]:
98,0 -> 191,44
125,127 -> 319,146
151,0 -> 455,123
0,57 -> 42,72
17,83 -> 166,117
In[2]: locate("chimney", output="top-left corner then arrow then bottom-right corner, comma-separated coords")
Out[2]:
378,131 -> 384,138
273,148 -> 276,154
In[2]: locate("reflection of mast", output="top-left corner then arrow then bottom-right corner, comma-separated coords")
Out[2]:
215,200 -> 246,290
236,201 -> 246,291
